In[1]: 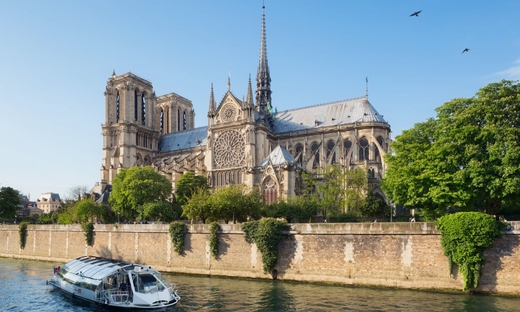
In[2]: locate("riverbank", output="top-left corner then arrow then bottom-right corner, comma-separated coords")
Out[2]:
1,222 -> 519,296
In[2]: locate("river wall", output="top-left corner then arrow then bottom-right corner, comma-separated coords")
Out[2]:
1,222 -> 519,295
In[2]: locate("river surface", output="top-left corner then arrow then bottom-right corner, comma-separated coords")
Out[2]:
1,257 -> 520,312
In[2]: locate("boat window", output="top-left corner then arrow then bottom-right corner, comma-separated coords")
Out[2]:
132,273 -> 161,294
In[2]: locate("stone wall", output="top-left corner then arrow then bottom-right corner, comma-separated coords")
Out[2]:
1,222 -> 519,295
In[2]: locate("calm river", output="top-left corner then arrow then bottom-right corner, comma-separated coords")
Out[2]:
1,257 -> 520,312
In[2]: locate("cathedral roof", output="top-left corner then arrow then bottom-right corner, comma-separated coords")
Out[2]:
272,96 -> 387,134
158,127 -> 208,153
258,145 -> 302,168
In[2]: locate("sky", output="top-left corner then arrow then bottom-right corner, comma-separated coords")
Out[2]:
1,0 -> 519,201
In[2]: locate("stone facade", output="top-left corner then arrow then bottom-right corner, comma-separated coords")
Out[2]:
36,192 -> 61,214
99,6 -> 391,204
1,222 -> 520,295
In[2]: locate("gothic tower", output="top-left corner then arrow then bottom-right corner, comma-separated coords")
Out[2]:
101,72 -> 160,186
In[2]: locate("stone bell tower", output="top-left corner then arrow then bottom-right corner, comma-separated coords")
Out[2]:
100,71 -> 160,186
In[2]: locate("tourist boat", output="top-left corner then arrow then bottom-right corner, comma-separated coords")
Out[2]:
47,256 -> 180,309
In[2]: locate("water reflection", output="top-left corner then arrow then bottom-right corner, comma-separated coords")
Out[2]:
1,257 -> 520,312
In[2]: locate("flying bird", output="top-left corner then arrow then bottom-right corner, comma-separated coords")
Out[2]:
462,48 -> 470,54
410,10 -> 422,17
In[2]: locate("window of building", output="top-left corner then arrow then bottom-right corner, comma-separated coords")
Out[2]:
359,137 -> 369,161
116,91 -> 120,122
141,94 -> 146,125
134,90 -> 138,121
263,177 -> 278,205
311,142 -> 320,169
183,112 -> 187,130
326,140 -> 336,165
160,109 -> 164,134
294,143 -> 303,166
177,110 -> 180,132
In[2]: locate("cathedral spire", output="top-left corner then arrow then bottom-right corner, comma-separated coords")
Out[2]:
208,83 -> 216,117
247,74 -> 254,107
255,5 -> 272,121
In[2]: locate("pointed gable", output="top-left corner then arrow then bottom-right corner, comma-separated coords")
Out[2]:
259,145 -> 302,169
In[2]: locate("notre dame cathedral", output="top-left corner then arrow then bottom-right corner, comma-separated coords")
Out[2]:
100,6 -> 391,205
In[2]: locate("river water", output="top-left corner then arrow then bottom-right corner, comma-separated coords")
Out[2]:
1,257 -> 520,312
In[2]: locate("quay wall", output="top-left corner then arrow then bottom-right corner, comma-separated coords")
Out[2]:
1,222 -> 519,295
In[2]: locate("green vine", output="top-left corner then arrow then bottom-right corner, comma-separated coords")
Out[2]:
436,212 -> 500,291
81,222 -> 95,246
209,222 -> 220,259
242,218 -> 288,274
169,221 -> 186,255
18,222 -> 29,249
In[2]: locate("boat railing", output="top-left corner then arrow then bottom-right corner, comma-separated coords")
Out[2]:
100,290 -> 130,303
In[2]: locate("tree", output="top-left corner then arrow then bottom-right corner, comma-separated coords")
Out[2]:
109,166 -> 173,220
302,165 -> 368,218
181,188 -> 212,223
66,185 -> 89,202
75,198 -> 105,223
211,184 -> 262,223
142,201 -> 178,222
382,80 -> 520,219
263,196 -> 317,223
175,172 -> 209,205
0,187 -> 20,221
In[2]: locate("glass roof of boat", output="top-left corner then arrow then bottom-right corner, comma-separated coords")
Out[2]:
63,256 -> 137,280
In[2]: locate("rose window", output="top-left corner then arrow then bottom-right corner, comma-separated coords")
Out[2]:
213,130 -> 245,167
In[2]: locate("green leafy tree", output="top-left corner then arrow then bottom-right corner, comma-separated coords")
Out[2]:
175,172 -> 209,205
302,165 -> 368,218
182,188 -> 212,223
383,80 -> 520,218
75,199 -> 101,223
360,191 -> 389,218
211,184 -> 262,223
263,196 -> 317,223
142,201 -> 178,222
0,187 -> 20,222
109,166 -> 173,220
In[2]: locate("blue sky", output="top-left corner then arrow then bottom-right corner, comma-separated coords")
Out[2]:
1,1 -> 519,201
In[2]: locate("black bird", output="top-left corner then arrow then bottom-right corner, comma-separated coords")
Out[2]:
410,10 -> 422,17
462,48 -> 470,54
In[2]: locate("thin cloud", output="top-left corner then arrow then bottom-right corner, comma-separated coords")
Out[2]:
495,58 -> 520,79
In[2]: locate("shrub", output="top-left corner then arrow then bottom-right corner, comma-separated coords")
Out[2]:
169,221 -> 186,255
209,222 -> 220,259
18,222 -> 30,249
242,218 -> 288,274
81,222 -> 95,246
436,212 -> 500,291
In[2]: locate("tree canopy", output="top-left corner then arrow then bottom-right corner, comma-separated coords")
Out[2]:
109,166 -> 173,220
382,80 -> 520,219
0,187 -> 20,221
175,172 -> 209,205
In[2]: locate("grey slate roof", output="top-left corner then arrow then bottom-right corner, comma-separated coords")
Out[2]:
158,126 -> 208,154
272,96 -> 387,134
258,145 -> 302,169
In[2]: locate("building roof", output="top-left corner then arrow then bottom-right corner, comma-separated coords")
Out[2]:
272,96 -> 387,134
37,192 -> 61,202
158,127 -> 208,154
258,145 -> 302,169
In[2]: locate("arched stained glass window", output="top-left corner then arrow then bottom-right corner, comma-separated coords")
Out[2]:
326,140 -> 336,165
183,112 -> 187,130
359,137 -> 369,161
134,90 -> 138,121
116,91 -> 120,122
160,109 -> 164,134
141,94 -> 146,125
295,144 -> 303,166
311,142 -> 320,169
263,177 -> 278,205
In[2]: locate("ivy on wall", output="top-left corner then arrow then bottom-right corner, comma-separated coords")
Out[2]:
169,221 -> 186,255
209,222 -> 220,259
81,222 -> 95,246
18,222 -> 29,249
436,212 -> 500,291
242,218 -> 289,274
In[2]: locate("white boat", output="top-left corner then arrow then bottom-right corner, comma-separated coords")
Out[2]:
47,256 -> 180,309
